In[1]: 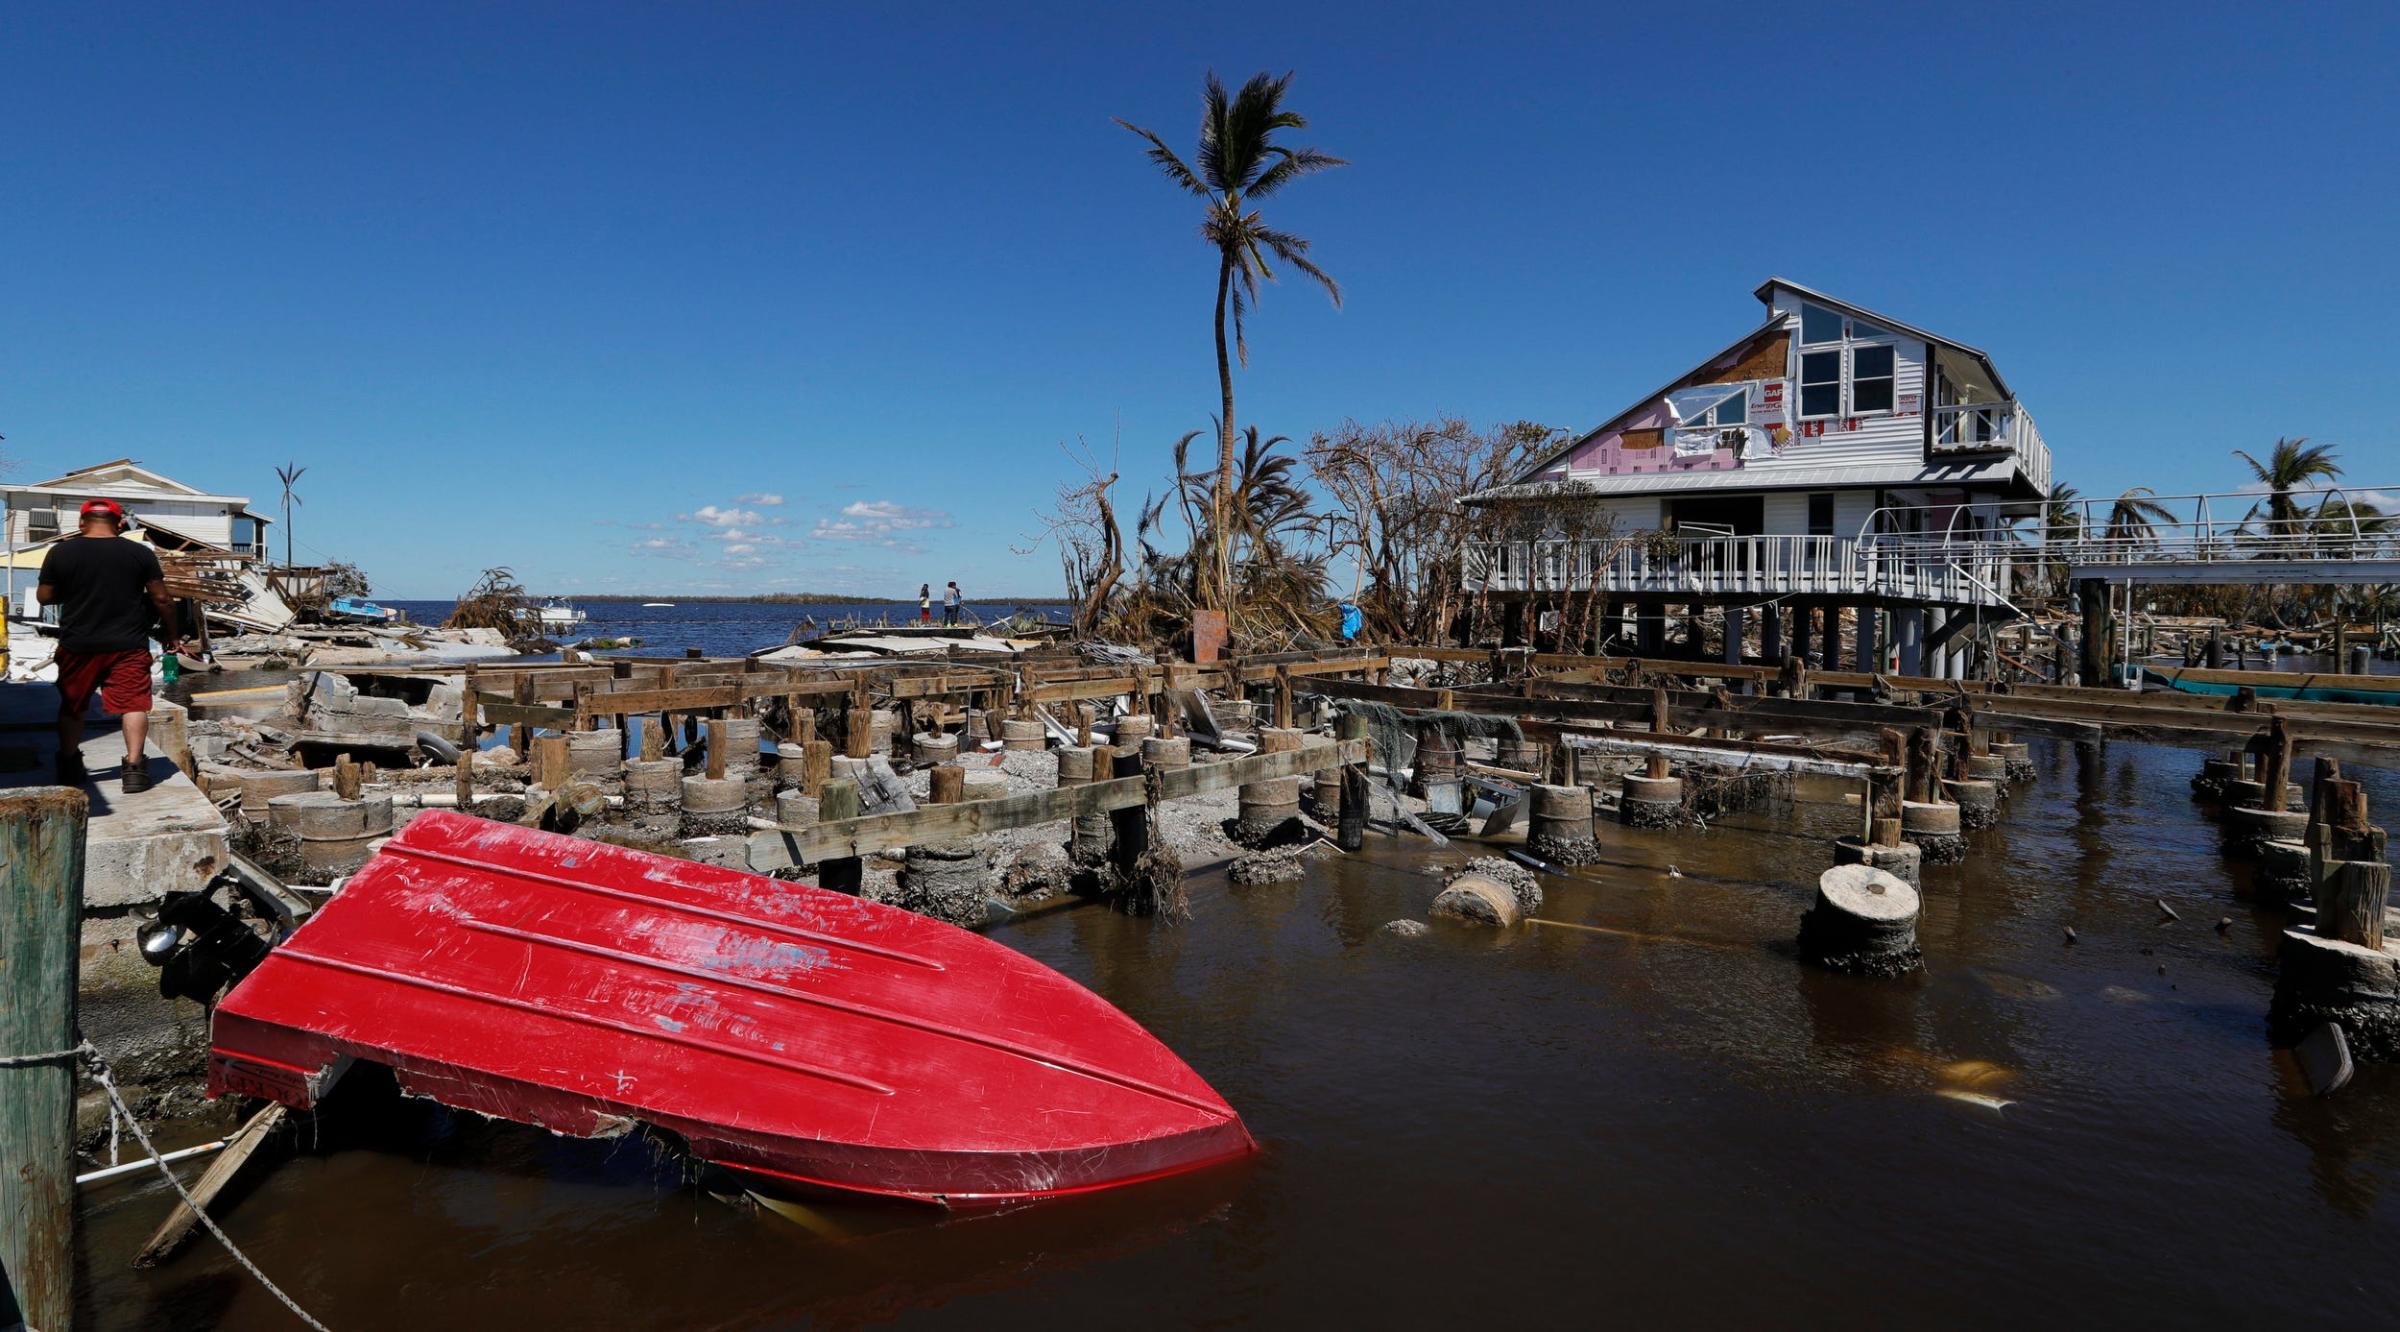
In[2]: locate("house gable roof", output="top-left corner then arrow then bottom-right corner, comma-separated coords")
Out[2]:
1510,314 -> 1794,483
32,459 -> 208,495
1753,276 -> 2013,399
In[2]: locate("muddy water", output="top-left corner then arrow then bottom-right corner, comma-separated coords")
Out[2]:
76,739 -> 2400,1328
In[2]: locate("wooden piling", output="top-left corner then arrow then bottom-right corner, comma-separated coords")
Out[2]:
332,753 -> 362,801
2,787 -> 86,1332
818,778 -> 863,893
1109,748 -> 1149,879
1338,711 -> 1371,852
705,718 -> 728,781
801,740 -> 832,798
845,678 -> 873,759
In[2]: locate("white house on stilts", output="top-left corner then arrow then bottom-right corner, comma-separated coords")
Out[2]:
1462,278 -> 2055,678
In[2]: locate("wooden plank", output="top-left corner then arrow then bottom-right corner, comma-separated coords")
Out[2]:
748,739 -> 1367,868
471,697 -> 579,729
133,1102 -> 289,1267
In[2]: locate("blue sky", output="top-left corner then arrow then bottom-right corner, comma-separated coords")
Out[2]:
4,2 -> 2393,598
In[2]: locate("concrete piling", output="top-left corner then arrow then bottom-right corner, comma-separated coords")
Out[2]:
266,790 -> 396,876
2223,806 -> 2308,861
1429,873 -> 1523,928
1057,746 -> 1111,864
1944,778 -> 2001,830
2255,839 -> 2313,908
1141,736 -> 1192,771
1620,773 -> 1684,828
1232,729 -> 1306,848
1797,864 -> 1923,978
236,768 -> 321,821
1525,783 -> 1602,865
679,775 -> 749,836
618,757 -> 683,840
913,732 -> 960,765
1832,836 -> 1923,888
1000,718 -> 1047,752
1900,800 -> 1965,864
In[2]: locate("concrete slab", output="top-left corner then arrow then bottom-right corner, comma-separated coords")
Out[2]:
0,683 -> 231,908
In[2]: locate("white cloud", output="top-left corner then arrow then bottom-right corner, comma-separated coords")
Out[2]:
683,504 -> 764,528
736,492 -> 784,506
630,536 -> 697,561
814,499 -> 952,550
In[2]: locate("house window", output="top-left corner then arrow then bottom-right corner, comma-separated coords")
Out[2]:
1795,302 -> 1899,418
1800,351 -> 1841,417
1850,345 -> 1895,414
1808,493 -> 1836,537
1687,389 -> 1745,427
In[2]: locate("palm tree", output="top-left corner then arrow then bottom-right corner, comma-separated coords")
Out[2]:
273,462 -> 306,568
2039,484 -> 2083,596
2104,487 -> 2175,545
1118,72 -> 1344,609
2233,436 -> 2341,548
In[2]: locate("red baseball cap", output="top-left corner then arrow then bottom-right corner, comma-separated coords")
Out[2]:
80,498 -> 124,522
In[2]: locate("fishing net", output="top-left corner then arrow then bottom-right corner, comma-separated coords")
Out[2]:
1332,701 -> 1521,777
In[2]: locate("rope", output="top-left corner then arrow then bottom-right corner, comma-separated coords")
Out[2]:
0,1046 -> 86,1066
64,1038 -> 333,1330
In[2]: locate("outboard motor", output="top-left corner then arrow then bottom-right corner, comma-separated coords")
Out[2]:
139,872 -> 274,1004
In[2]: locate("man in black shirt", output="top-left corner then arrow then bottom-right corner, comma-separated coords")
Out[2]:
36,499 -> 182,791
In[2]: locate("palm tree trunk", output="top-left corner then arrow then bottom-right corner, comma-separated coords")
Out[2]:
1212,257 -> 1236,612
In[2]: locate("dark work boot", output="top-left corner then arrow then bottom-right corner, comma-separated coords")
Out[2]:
120,762 -> 154,794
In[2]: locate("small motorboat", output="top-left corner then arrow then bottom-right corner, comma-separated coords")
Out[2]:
640,601 -> 676,608
323,594 -> 399,624
536,598 -> 588,629
206,812 -> 1254,1205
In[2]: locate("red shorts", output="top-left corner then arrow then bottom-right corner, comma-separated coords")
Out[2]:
56,648 -> 154,716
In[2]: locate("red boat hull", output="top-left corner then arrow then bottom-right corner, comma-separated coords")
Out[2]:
209,810 -> 1253,1204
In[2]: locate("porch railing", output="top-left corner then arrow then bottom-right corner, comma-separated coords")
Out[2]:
1929,400 -> 2051,494
1463,534 -> 2021,609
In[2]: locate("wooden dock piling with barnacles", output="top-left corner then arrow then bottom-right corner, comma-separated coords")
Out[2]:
2,787 -> 87,1332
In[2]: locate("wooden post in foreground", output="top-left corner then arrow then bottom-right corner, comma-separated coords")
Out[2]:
1109,748 -> 1150,880
818,779 -> 863,893
1337,710 -> 1369,852
2,788 -> 86,1332
801,740 -> 833,798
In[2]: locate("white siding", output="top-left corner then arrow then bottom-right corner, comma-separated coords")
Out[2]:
1580,496 -> 1662,532
1747,332 -> 1928,474
1758,487 -> 1880,540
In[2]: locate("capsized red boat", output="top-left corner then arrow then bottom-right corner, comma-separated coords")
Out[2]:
208,810 -> 1254,1204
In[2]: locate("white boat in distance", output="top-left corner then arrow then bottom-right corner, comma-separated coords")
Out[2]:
536,598 -> 588,629
640,601 -> 675,608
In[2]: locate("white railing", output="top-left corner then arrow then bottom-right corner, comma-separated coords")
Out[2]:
1930,401 -> 2051,494
1464,534 -> 2020,609
1861,486 -> 2400,584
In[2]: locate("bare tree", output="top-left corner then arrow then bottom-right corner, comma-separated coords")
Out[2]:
1303,418 -> 1558,641
1019,439 -> 1127,638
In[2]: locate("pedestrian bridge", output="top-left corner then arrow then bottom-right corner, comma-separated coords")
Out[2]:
1860,485 -> 2400,586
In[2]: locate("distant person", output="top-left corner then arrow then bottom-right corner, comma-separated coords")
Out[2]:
37,499 -> 182,791
919,583 -> 932,624
943,580 -> 962,626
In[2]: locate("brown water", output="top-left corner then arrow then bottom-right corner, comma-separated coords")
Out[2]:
76,738 -> 2400,1329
